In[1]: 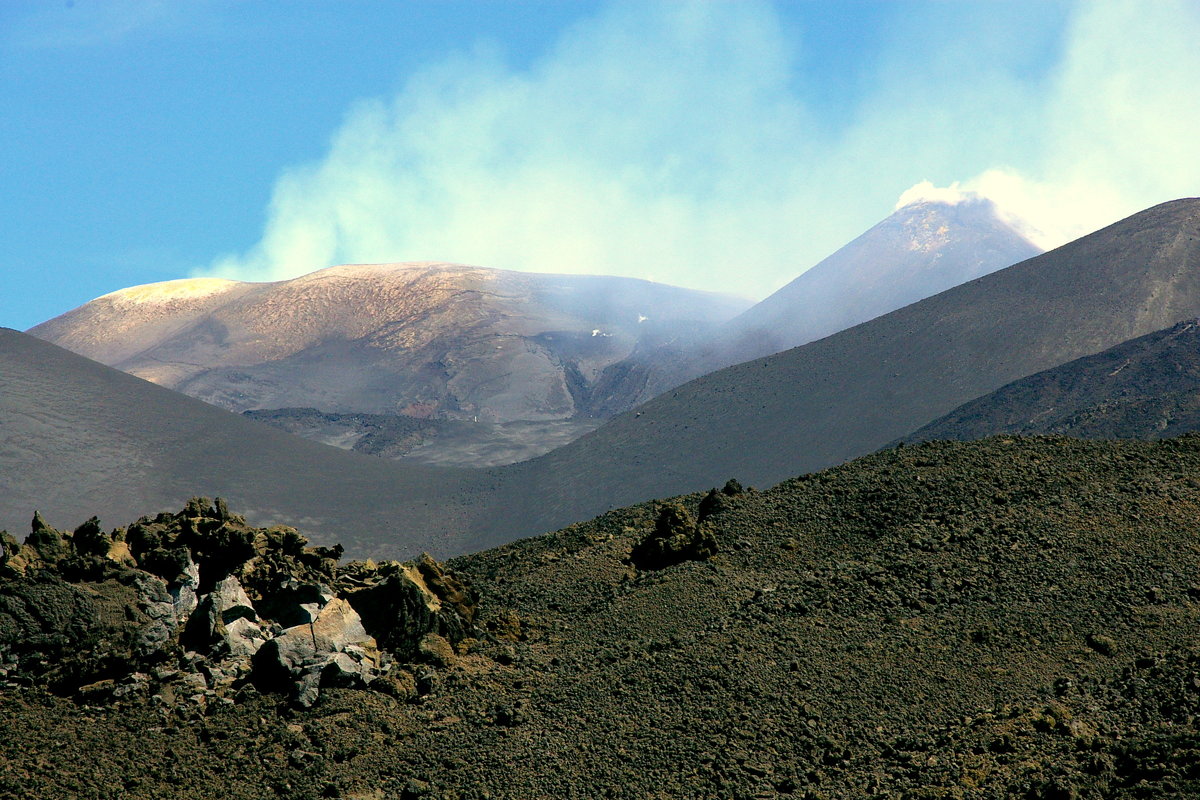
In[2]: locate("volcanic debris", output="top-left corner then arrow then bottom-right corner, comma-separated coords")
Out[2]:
0,498 -> 476,708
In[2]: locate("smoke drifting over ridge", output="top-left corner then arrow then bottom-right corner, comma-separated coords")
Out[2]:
205,0 -> 1200,299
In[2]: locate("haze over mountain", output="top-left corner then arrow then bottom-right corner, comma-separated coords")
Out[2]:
729,191 -> 1043,357
5,200 -> 1200,560
592,192 -> 1043,411
29,262 -> 747,423
901,318 -> 1200,443
499,198 -> 1200,538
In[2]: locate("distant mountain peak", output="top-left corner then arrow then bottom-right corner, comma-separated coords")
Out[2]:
590,186 -> 1049,411
723,186 -> 1044,351
894,180 -> 1047,251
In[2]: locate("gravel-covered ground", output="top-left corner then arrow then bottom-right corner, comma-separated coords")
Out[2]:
3,434 -> 1200,798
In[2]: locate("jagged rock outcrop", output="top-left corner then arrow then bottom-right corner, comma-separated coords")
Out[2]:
253,597 -> 383,707
629,501 -> 719,570
0,499 -> 481,707
344,554 -> 477,658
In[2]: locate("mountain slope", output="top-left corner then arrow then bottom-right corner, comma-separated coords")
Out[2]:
597,194 -> 1043,410
28,262 -> 748,422
4,436 -> 1200,798
901,318 -> 1200,442
6,199 -> 1200,559
493,198 -> 1200,541
728,193 -> 1043,358
0,327 -> 506,558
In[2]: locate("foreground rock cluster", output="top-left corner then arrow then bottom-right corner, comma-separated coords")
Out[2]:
0,498 -> 476,708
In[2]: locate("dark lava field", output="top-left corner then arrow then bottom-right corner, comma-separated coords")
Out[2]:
3,435 -> 1200,798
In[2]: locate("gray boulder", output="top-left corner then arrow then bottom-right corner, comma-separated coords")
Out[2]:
223,616 -> 266,659
130,573 -> 179,657
252,597 -> 381,706
168,555 -> 200,620
209,575 -> 256,623
182,575 -> 257,653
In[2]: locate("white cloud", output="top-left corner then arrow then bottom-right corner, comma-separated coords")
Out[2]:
205,0 -> 1200,299
894,181 -> 974,211
209,0 -> 825,296
957,0 -> 1200,252
891,171 -> 1124,253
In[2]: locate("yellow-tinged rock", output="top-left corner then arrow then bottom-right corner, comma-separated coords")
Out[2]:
105,540 -> 137,567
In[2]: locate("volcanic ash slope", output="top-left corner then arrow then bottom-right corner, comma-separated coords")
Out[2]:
901,317 -> 1200,443
2,436 -> 1200,798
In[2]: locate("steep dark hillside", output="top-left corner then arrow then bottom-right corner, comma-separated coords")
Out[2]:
901,318 -> 1200,443
0,327 -> 507,559
3,436 -> 1200,798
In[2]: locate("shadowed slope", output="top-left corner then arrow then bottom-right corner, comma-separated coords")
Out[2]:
0,327 -> 504,558
901,318 -> 1200,443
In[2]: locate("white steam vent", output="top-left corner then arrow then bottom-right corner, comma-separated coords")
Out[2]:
894,181 -> 976,210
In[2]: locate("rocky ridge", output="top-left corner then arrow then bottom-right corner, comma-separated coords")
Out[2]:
0,499 -> 479,710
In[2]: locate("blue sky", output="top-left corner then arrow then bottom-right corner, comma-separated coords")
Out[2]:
3,0 -> 1198,330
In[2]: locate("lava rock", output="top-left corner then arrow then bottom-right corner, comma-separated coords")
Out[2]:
347,556 -> 476,659
630,502 -> 719,570
252,597 -> 380,705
